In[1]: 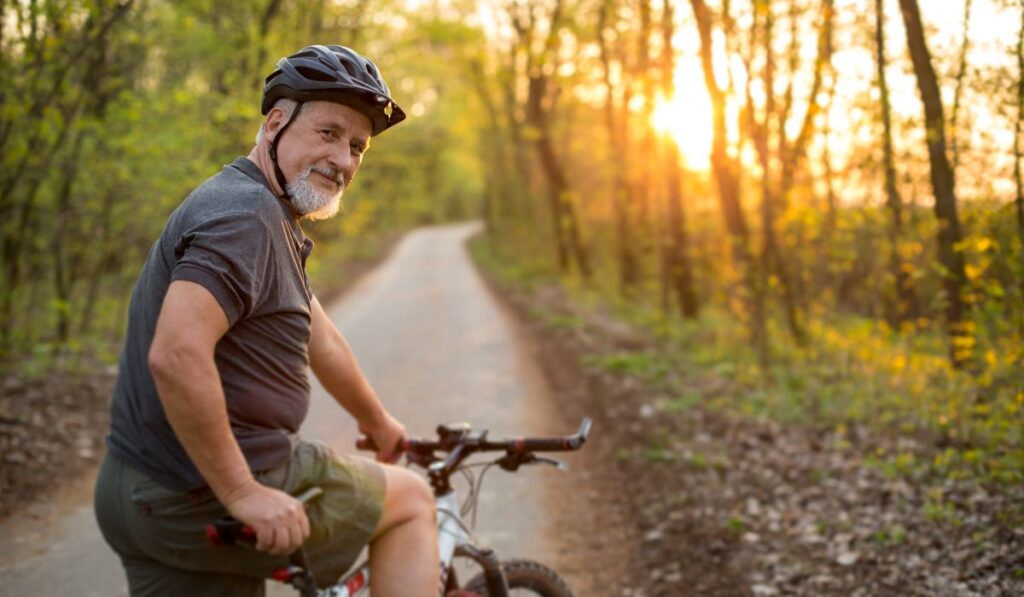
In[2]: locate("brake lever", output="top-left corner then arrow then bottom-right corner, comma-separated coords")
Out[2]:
496,452 -> 568,472
533,456 -> 568,471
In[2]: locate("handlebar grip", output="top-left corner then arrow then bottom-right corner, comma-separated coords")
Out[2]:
206,518 -> 256,547
517,438 -> 578,451
205,486 -> 323,548
511,417 -> 592,452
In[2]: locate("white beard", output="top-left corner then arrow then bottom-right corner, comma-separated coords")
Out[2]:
287,166 -> 344,221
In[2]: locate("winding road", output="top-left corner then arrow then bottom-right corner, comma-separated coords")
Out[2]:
0,222 -> 583,595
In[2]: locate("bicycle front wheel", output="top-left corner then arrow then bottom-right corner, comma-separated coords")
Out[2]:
462,559 -> 573,597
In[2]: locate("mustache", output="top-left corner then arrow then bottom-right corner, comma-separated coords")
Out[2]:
309,165 -> 343,189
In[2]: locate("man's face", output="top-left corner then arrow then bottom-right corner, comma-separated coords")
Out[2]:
268,101 -> 372,220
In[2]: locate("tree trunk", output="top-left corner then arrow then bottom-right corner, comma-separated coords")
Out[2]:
780,0 -> 835,196
53,131 -> 88,350
689,0 -> 754,292
661,0 -> 698,318
822,65 -> 837,227
663,143 -> 699,318
691,0 -> 767,359
1016,2 -> 1024,240
521,0 -> 590,279
950,0 -> 973,177
897,0 -> 970,366
637,0 -> 657,297
774,0 -> 834,336
526,75 -> 568,273
77,191 -> 117,338
598,0 -> 639,296
875,0 -> 917,326
748,0 -> 807,347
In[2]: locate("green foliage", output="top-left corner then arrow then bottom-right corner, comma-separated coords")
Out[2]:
523,306 -> 583,330
686,452 -> 709,470
0,0 -> 488,372
871,524 -> 908,546
665,390 -> 702,413
582,351 -> 659,377
923,488 -> 962,525
468,234 -> 558,291
642,447 -> 679,463
724,516 -> 747,535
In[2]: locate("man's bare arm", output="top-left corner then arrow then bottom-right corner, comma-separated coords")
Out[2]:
308,295 -> 405,462
148,280 -> 309,554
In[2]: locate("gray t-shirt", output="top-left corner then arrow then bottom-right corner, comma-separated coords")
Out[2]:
108,157 -> 315,490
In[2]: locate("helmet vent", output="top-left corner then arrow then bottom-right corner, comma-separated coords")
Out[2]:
296,66 -> 337,82
344,62 -> 359,78
365,63 -> 378,78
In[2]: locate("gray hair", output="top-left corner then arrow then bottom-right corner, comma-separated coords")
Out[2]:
255,98 -> 299,145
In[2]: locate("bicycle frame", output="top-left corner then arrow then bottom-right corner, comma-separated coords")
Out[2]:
228,418 -> 591,597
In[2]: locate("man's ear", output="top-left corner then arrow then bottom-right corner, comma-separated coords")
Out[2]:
263,107 -> 288,143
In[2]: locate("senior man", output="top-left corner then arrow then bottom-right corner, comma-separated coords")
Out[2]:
94,45 -> 438,596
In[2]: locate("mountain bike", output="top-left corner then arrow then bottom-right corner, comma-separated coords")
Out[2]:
207,418 -> 592,596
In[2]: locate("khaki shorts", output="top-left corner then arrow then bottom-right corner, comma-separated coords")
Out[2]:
94,441 -> 386,596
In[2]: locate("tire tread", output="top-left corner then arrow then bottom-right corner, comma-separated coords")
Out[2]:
463,558 -> 573,597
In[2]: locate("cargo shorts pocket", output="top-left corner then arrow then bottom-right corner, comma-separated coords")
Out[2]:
127,475 -> 286,579
128,477 -> 226,561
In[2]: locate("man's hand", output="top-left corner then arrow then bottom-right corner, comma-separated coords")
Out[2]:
222,482 -> 310,555
359,411 -> 406,464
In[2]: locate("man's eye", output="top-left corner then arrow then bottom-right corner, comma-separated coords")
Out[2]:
351,143 -> 366,155
321,129 -> 338,140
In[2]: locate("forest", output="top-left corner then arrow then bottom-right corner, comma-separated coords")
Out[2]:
4,0 -> 1020,485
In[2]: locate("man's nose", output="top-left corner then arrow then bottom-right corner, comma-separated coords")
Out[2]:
326,149 -> 354,181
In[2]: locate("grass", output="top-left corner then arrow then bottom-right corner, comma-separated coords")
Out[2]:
582,351 -> 664,380
724,516 -> 747,535
871,524 -> 908,546
664,390 -> 702,413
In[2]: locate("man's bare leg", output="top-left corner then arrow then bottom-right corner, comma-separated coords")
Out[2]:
369,466 -> 438,596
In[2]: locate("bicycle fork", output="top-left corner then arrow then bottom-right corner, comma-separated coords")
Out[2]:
454,544 -> 509,597
436,491 -> 509,597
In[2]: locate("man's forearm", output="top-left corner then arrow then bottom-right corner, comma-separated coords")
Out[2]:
311,329 -> 387,427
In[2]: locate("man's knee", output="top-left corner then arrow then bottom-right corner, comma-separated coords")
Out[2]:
374,466 -> 434,536
388,466 -> 434,517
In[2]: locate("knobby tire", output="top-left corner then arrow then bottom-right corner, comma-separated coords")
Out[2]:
463,559 -> 573,597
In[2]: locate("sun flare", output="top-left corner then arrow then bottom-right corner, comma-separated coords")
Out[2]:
650,59 -> 715,171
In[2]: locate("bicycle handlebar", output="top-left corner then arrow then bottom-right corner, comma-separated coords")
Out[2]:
355,417 -> 592,456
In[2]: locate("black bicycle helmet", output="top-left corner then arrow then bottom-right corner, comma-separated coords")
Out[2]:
262,44 -> 406,136
261,45 -> 405,203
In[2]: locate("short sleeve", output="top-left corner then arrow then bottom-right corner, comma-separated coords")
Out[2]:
171,213 -> 274,326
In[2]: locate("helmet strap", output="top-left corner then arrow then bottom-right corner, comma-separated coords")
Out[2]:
268,101 -> 305,201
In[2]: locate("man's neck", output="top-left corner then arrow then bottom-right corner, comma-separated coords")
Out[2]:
245,147 -> 300,219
